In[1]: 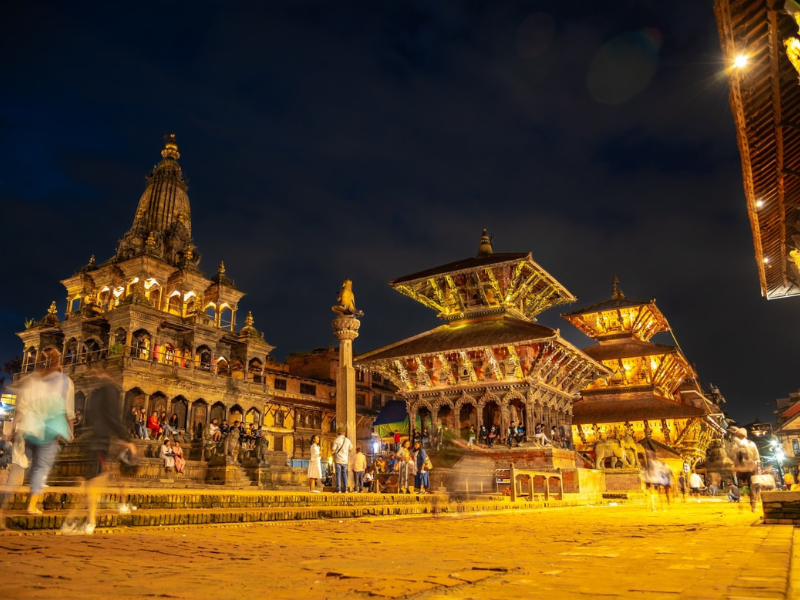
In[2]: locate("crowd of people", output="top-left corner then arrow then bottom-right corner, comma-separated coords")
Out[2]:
307,429 -> 432,494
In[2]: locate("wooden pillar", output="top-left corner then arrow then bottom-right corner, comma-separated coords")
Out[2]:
453,407 -> 461,439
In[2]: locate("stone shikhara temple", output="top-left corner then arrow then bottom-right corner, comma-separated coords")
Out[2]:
15,136 -> 725,488
14,135 -> 383,483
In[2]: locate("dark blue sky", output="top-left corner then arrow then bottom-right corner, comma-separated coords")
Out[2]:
1,1 -> 795,423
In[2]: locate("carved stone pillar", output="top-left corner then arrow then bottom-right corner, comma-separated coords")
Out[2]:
331,315 -> 360,450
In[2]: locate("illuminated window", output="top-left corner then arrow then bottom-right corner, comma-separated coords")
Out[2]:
793,439 -> 799,457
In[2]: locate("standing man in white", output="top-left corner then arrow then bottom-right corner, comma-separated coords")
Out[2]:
332,428 -> 353,493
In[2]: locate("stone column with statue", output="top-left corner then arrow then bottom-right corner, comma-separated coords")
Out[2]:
331,278 -> 363,488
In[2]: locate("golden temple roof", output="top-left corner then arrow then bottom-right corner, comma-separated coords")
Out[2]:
571,393 -> 707,424
581,339 -> 679,361
356,316 -> 557,363
562,277 -> 669,341
389,230 -> 576,322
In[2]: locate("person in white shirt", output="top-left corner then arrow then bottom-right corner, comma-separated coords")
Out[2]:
332,429 -> 353,493
688,472 -> 704,500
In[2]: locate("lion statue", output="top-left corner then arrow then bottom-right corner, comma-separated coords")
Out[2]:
332,278 -> 363,316
594,434 -> 638,469
255,436 -> 270,463
223,428 -> 240,462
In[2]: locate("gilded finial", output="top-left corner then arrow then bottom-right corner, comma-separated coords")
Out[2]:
245,311 -> 254,326
146,231 -> 156,246
48,301 -> 57,315
89,255 -> 96,266
161,133 -> 180,160
611,274 -> 625,300
477,228 -> 493,258
218,260 -> 226,274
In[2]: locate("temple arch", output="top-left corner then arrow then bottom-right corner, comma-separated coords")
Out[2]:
171,395 -> 189,429
216,357 -> 229,376
210,401 -> 227,425
229,404 -> 244,424
191,399 -> 208,439
196,345 -> 212,371
132,329 -> 152,359
248,358 -> 264,382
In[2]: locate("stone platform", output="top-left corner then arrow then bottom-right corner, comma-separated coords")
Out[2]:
0,486 -> 640,532
45,436 -> 307,489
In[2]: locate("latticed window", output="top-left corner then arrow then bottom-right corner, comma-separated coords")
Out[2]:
300,383 -> 316,396
274,378 -> 287,391
356,393 -> 366,407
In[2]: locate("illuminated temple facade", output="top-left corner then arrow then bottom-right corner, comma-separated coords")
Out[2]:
14,136 -> 364,460
356,231 -> 608,436
562,278 -> 724,465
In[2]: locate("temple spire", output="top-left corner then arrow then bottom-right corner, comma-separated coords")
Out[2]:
114,134 -> 197,268
161,133 -> 180,159
476,228 -> 493,258
611,274 -> 625,300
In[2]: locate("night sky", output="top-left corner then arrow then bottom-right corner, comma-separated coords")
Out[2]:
1,1 -> 795,424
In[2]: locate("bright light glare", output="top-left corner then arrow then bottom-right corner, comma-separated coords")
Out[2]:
734,55 -> 748,68
756,199 -> 765,208
764,257 -> 771,264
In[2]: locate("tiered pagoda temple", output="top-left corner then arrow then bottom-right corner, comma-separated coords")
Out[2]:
562,277 -> 724,466
356,231 -> 608,437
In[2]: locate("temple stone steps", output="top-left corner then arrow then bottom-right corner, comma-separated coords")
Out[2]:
1,488 -> 645,532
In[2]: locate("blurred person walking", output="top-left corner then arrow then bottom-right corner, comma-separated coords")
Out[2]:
61,375 -> 136,534
729,426 -> 761,512
642,450 -> 665,512
678,473 -> 687,502
14,347 -> 75,514
689,472 -> 703,501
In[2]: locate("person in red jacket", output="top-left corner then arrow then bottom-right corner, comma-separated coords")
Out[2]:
147,411 -> 161,440
393,431 -> 401,452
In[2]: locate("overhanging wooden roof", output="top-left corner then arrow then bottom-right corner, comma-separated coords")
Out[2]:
716,0 -> 800,298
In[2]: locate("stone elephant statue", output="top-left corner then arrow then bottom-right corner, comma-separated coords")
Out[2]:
594,435 -> 638,469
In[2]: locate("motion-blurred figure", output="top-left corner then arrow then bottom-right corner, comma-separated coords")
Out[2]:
14,347 -> 75,514
642,450 -> 665,512
61,375 -> 135,535
728,426 -> 761,512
